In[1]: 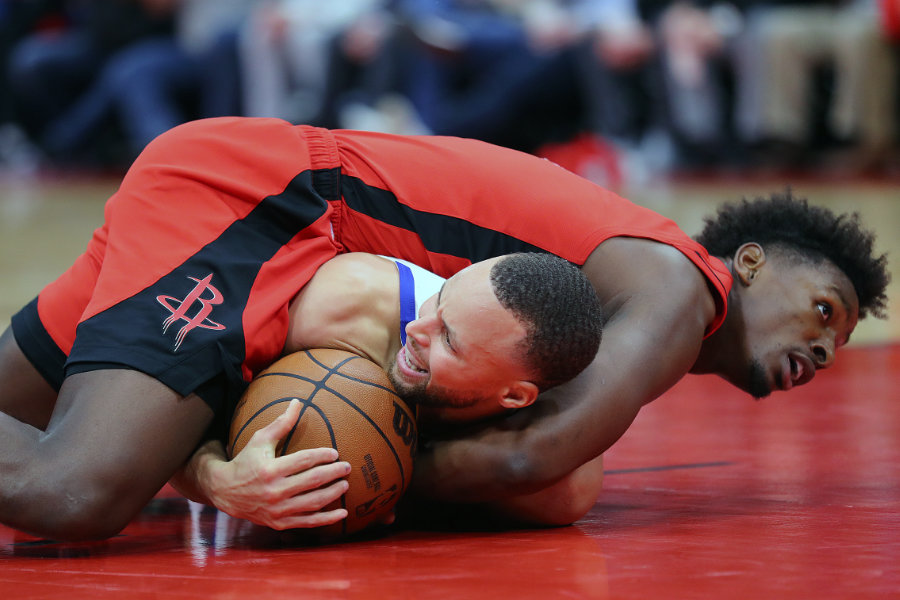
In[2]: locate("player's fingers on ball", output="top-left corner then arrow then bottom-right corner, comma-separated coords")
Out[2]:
278,447 -> 343,474
273,508 -> 349,530
252,399 -> 302,445
287,479 -> 349,512
284,460 -> 351,493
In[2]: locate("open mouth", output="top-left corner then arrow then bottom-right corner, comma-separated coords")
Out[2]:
397,345 -> 428,381
783,352 -> 815,390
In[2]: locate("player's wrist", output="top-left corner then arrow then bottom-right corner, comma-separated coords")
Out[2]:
185,440 -> 229,506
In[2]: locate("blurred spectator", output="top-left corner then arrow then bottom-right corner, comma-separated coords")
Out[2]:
238,0 -> 393,125
0,0 -> 58,170
54,0 -> 253,160
361,0 -> 656,153
579,0 -> 657,149
639,1 -> 748,168
7,0 -> 176,166
735,0 -> 897,172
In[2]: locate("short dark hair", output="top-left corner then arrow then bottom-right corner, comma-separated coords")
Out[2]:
695,189 -> 889,319
490,253 -> 603,391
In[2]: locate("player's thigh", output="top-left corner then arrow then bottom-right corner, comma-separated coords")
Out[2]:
0,326 -> 57,429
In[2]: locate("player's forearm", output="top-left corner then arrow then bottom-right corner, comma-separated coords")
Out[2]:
410,360 -> 643,503
411,409 -> 577,502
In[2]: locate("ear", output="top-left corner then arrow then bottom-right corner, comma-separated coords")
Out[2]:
498,381 -> 539,409
733,243 -> 767,286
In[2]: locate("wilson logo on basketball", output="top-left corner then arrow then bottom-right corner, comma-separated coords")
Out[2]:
156,273 -> 226,351
392,402 -> 417,457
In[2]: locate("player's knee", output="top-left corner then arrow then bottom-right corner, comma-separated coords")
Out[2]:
39,483 -> 136,541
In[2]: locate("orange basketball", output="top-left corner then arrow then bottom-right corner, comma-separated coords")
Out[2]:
228,349 -> 417,538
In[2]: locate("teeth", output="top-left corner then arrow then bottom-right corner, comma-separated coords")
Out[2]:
405,348 -> 425,373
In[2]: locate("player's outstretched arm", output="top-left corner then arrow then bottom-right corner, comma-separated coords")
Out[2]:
410,240 -> 716,506
0,368 -> 214,541
172,399 -> 354,530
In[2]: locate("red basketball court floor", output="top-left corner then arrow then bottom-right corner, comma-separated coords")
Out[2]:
2,343 -> 897,599
1,175 -> 898,598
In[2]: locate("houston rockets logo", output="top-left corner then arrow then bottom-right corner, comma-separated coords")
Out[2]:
156,273 -> 226,351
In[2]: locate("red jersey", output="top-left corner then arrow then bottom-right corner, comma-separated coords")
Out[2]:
12,117 -> 731,415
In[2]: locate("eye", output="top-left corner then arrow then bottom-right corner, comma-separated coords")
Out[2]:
442,328 -> 455,352
817,302 -> 832,320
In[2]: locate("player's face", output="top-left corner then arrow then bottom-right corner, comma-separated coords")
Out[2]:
387,258 -> 533,418
727,257 -> 858,399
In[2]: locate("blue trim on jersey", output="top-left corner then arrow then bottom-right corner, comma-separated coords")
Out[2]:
396,261 -> 416,346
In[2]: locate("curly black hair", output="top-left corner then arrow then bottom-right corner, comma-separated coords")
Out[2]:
490,253 -> 603,391
694,189 -> 889,319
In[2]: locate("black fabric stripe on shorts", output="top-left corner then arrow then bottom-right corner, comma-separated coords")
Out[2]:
11,298 -> 67,391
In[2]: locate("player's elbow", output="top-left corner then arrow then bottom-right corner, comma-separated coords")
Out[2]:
542,455 -> 606,525
495,454 -> 605,527
533,482 -> 601,526
501,477 -> 602,527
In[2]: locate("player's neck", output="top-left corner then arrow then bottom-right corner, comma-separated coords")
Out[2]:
690,288 -> 744,376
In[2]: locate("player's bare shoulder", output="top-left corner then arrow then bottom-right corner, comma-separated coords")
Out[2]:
284,254 -> 400,363
582,237 -> 717,329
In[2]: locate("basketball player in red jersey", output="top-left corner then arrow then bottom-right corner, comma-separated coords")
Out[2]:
173,252 -> 602,528
0,117 -> 889,540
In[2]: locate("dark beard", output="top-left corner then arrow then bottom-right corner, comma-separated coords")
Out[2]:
747,359 -> 772,399
386,365 -> 483,409
395,388 -> 482,410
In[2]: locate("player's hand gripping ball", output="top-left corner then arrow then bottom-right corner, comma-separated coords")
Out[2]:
228,349 -> 417,538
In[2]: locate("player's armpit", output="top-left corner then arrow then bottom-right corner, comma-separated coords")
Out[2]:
0,369 -> 213,541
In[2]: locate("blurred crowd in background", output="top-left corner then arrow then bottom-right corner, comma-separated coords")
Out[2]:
1,0 -> 899,187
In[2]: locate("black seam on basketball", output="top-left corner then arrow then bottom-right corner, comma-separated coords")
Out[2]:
229,395 -> 335,457
253,371 -> 322,385
305,349 -> 358,372
278,397 -> 337,457
265,353 -> 411,496
260,368 -> 400,398
328,372 -> 400,397
306,350 -> 402,397
229,397 -> 296,457
312,384 -> 409,492
279,396 -> 315,456
304,352 -> 410,489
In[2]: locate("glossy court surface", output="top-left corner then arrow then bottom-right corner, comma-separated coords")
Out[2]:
1,174 -> 898,599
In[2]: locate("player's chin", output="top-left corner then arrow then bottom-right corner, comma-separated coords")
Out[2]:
743,359 -> 774,400
386,363 -> 427,398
